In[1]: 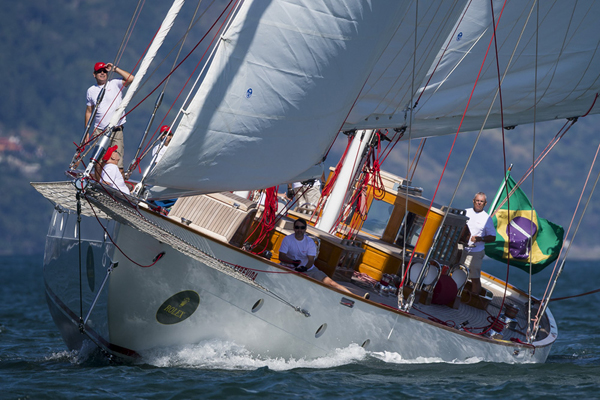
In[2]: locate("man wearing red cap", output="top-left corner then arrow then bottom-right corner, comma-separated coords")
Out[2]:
152,125 -> 173,163
85,62 -> 134,169
99,145 -> 130,194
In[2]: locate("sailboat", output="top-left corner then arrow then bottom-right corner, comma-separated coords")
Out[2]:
32,0 -> 600,363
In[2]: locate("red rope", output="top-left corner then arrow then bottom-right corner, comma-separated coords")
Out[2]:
245,186 -> 280,254
311,134 -> 356,225
83,194 -> 164,268
409,138 -> 426,181
413,0 -> 474,108
115,0 -> 239,173
400,0 -> 509,291
332,132 -> 388,238
490,119 -> 575,217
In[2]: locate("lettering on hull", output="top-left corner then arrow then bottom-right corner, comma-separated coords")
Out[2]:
156,290 -> 200,325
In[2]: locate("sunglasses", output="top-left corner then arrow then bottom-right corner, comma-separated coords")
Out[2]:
95,69 -> 108,74
294,226 -> 306,230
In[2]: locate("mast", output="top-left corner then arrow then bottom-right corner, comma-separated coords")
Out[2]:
83,0 -> 186,179
316,129 -> 375,233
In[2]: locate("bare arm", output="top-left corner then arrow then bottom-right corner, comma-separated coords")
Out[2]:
279,252 -> 299,265
85,105 -> 93,126
106,63 -> 134,87
304,255 -> 315,270
84,105 -> 94,142
471,235 -> 496,243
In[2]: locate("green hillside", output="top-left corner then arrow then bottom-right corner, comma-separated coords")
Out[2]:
2,1 -> 600,258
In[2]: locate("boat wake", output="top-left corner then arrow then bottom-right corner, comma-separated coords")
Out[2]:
139,340 -> 483,370
140,340 -> 366,370
370,350 -> 482,365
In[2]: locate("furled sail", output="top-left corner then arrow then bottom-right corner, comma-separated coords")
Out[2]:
346,0 -> 600,137
146,0 -> 468,195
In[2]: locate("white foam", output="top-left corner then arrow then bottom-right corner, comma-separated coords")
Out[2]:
142,340 -> 368,371
370,350 -> 483,364
44,350 -> 80,363
140,340 -> 488,369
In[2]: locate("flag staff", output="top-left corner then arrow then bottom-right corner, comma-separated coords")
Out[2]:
488,164 -> 513,216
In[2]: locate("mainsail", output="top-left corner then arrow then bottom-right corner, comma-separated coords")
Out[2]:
146,0 -> 468,195
146,0 -> 600,196
400,0 -> 600,137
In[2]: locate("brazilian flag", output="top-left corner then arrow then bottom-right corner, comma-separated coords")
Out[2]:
485,172 -> 564,274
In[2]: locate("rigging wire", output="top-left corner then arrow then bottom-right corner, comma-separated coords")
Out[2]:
136,0 -> 237,161
127,0 -> 208,176
129,0 -> 239,191
531,141 -> 600,335
398,0 -> 420,309
399,0 -> 510,311
311,133 -> 356,226
412,0 -> 474,109
244,186 -> 280,255
408,138 -> 426,181
71,0 -> 146,164
491,93 -> 599,213
526,0 -> 540,340
549,287 -> 600,302
124,0 -> 238,123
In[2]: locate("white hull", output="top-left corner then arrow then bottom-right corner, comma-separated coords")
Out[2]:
42,191 -> 556,364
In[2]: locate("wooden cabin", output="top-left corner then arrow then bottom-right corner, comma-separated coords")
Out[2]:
168,169 -> 468,288
346,169 -> 469,281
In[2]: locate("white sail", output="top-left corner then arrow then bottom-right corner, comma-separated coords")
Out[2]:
147,0 -> 468,194
346,0 -> 600,136
108,0 -> 185,129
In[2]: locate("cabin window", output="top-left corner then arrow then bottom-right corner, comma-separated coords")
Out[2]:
395,212 -> 425,249
361,199 -> 394,237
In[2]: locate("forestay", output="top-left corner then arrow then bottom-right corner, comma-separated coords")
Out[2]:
146,0 -> 468,196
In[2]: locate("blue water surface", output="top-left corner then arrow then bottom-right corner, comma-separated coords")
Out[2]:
0,255 -> 598,399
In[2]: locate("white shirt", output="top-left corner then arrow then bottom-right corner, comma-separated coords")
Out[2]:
280,234 -> 316,268
465,207 -> 496,252
152,144 -> 167,163
292,180 -> 321,189
101,163 -> 130,194
86,79 -> 126,130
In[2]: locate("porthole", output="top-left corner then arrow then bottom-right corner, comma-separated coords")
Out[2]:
252,299 -> 264,313
315,323 -> 327,338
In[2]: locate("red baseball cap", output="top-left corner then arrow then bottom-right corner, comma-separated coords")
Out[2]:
160,125 -> 172,134
94,62 -> 107,72
102,145 -> 118,161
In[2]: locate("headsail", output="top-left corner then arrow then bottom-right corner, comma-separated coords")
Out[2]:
146,0 -> 468,195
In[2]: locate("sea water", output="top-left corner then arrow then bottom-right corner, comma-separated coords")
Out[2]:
1,255 -> 598,399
